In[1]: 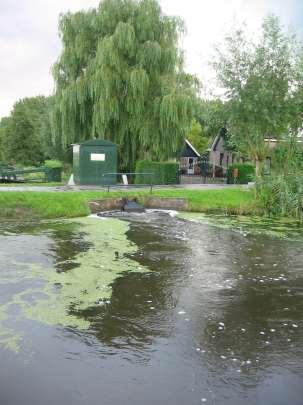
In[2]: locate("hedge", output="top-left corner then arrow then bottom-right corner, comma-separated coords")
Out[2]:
44,160 -> 63,168
227,163 -> 255,184
135,160 -> 179,185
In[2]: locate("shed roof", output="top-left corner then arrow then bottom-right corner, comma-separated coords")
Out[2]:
185,139 -> 201,157
180,139 -> 201,158
73,139 -> 117,147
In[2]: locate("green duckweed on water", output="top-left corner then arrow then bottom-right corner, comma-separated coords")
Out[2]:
178,212 -> 303,240
0,305 -> 21,353
0,216 -> 148,352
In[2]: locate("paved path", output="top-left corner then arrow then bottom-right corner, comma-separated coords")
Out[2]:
0,184 -> 245,192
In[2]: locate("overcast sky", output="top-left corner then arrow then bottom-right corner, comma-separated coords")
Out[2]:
0,0 -> 302,118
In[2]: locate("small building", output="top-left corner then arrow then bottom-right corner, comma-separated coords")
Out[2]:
208,128 -> 234,170
73,139 -> 118,185
180,139 -> 201,175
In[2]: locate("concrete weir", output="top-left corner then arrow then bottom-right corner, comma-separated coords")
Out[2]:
88,197 -> 188,214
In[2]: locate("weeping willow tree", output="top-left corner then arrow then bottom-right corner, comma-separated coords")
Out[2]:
53,0 -> 198,169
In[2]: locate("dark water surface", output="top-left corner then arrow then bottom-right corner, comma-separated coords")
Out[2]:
0,213 -> 302,405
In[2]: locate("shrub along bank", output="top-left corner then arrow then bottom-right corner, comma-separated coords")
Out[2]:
135,160 -> 179,185
0,188 -> 256,220
256,175 -> 303,221
227,164 -> 255,184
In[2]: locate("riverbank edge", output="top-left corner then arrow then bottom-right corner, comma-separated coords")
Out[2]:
0,188 -> 257,220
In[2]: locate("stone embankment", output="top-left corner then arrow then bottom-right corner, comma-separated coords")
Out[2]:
88,197 -> 188,213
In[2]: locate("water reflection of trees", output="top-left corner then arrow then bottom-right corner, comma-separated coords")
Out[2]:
47,215 -> 303,372
86,216 -> 192,358
48,224 -> 92,272
45,214 -> 193,362
1,220 -> 92,272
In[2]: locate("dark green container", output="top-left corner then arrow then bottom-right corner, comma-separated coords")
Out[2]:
73,139 -> 118,186
45,167 -> 62,182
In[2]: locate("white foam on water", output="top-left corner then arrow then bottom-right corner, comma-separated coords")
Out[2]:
146,209 -> 178,217
89,214 -> 109,220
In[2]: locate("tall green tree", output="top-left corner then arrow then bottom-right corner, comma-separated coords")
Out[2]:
213,15 -> 302,175
185,99 -> 228,155
1,101 -> 43,166
198,99 -> 227,139
0,117 -> 11,162
0,96 -> 54,166
53,0 -> 197,169
39,96 -> 64,161
186,120 -> 208,153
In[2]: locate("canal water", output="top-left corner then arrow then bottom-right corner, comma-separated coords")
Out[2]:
0,212 -> 302,405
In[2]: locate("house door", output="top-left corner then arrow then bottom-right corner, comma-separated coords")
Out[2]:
188,158 -> 195,175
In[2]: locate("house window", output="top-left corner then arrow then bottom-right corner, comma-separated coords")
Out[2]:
226,155 -> 229,167
220,153 -> 224,167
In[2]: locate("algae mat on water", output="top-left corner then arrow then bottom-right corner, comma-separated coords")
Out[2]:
178,212 -> 303,240
0,217 -> 148,352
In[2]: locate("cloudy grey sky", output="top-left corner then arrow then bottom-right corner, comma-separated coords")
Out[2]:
0,0 -> 302,118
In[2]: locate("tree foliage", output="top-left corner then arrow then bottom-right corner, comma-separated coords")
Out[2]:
186,120 -> 208,153
0,96 -> 55,166
53,0 -> 197,169
186,99 -> 228,155
213,15 -> 303,175
272,136 -> 303,175
197,99 -> 227,139
257,174 -> 303,220
0,117 -> 10,162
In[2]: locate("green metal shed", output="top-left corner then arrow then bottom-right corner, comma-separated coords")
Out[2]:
73,139 -> 118,185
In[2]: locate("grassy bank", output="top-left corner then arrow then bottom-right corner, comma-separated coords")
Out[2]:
0,188 -> 257,220
153,188 -> 255,214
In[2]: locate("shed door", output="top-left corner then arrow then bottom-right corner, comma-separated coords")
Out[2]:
188,157 -> 198,175
80,146 -> 116,185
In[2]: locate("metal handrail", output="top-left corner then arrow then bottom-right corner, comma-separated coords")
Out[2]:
101,172 -> 154,192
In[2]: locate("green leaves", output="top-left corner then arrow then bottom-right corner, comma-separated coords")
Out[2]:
114,22 -> 136,56
53,0 -> 197,170
257,174 -> 303,220
213,15 -> 302,169
0,97 -> 57,166
186,121 -> 208,154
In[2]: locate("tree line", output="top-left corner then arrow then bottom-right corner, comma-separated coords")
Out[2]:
0,0 -> 303,175
0,96 -> 62,166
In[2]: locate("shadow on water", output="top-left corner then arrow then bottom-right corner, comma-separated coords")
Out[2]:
0,213 -> 303,405
87,213 -> 191,357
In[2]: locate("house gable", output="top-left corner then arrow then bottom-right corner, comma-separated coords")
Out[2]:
209,128 -> 234,168
211,128 -> 228,152
181,139 -> 201,158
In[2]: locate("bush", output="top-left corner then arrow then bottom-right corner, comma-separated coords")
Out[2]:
256,175 -> 303,219
44,159 -> 63,168
227,164 -> 255,184
135,160 -> 179,185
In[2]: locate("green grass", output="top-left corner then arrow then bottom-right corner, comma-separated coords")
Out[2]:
0,188 -> 257,220
152,188 -> 256,214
